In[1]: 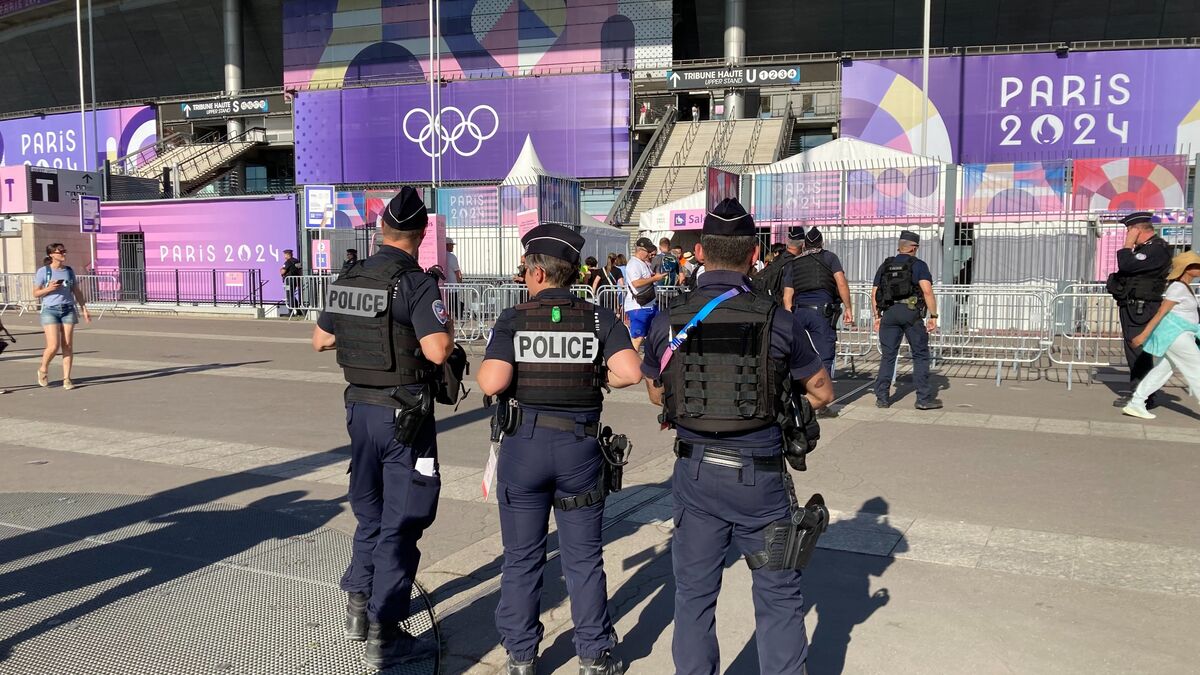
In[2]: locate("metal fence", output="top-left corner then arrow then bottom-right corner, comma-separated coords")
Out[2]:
94,269 -> 264,306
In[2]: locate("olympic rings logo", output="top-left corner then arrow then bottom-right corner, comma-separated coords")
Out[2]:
403,105 -> 500,158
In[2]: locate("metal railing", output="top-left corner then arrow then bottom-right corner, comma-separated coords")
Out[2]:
656,119 -> 704,207
607,106 -> 678,227
95,268 -> 264,307
175,127 -> 268,187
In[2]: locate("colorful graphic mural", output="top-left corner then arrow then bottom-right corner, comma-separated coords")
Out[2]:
841,49 -> 1200,163
0,106 -> 157,171
843,166 -> 943,222
959,161 -> 1067,217
294,73 -> 629,184
752,171 -> 841,222
1071,155 -> 1188,213
283,0 -> 671,88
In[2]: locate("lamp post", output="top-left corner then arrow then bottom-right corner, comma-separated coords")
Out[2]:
920,0 -> 930,157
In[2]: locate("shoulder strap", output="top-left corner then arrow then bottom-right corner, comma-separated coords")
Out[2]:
658,285 -> 748,375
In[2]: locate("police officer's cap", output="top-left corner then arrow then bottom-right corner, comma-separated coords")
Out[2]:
522,223 -> 584,266
1120,211 -> 1154,227
381,186 -> 428,231
786,225 -> 806,243
805,226 -> 823,246
703,198 -> 756,236
899,230 -> 921,244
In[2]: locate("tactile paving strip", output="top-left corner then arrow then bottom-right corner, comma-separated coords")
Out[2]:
0,493 -> 438,674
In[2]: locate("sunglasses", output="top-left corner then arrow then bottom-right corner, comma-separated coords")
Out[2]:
52,250 -> 67,254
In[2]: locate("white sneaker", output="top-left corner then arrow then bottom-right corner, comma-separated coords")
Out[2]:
1121,403 -> 1156,420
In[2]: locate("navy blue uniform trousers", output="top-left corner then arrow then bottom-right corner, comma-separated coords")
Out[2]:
340,402 -> 441,624
672,443 -> 809,675
495,410 -> 615,662
795,307 -> 837,375
874,304 -> 933,402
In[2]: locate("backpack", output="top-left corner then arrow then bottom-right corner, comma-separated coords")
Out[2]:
876,257 -> 916,308
43,265 -> 76,290
753,254 -> 791,303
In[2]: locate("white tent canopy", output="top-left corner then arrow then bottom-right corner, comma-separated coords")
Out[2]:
502,135 -> 572,185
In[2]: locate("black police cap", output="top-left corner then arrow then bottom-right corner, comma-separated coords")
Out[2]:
703,198 -> 756,236
1120,211 -> 1154,227
899,230 -> 920,244
381,186 -> 428,231
805,226 -> 823,246
522,223 -> 584,266
786,225 -> 806,242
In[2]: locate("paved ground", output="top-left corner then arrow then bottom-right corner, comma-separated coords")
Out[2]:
0,312 -> 1197,674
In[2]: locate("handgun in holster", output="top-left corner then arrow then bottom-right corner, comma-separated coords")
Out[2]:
489,398 -> 520,443
746,493 -> 830,572
389,386 -> 433,446
598,425 -> 632,494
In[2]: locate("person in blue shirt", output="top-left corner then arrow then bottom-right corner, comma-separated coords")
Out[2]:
641,198 -> 834,675
870,231 -> 942,409
33,243 -> 92,390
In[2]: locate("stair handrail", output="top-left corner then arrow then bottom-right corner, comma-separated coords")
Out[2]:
173,127 -> 267,184
655,119 -> 703,207
775,99 -> 795,161
742,118 -> 765,165
606,106 -> 677,227
111,129 -> 220,176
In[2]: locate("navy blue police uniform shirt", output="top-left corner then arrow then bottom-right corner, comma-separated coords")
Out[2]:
792,249 -> 845,307
485,287 -> 633,414
1116,236 -> 1172,276
317,248 -> 451,391
872,253 -> 933,289
641,270 -> 825,450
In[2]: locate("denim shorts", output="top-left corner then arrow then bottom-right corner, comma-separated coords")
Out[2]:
40,304 -> 78,326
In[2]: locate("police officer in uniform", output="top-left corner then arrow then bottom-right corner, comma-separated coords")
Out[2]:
783,226 -> 855,379
477,224 -> 644,675
1109,211 -> 1172,407
871,230 -> 942,410
312,187 -> 453,669
642,199 -> 835,675
753,240 -> 794,301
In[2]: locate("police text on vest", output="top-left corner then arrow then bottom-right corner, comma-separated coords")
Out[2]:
513,331 -> 599,363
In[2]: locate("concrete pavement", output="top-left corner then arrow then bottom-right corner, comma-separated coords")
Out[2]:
0,312 -> 1197,673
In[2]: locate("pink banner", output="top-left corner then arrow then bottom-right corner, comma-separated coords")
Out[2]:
844,166 -> 943,223
0,165 -> 29,214
1071,155 -> 1187,214
418,214 -> 447,272
669,209 -> 705,230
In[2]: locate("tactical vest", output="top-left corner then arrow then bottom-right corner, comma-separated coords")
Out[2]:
326,255 -> 436,387
506,295 -> 605,409
790,252 -> 838,298
752,252 -> 792,302
661,291 -> 790,434
876,257 -> 917,309
1107,239 -> 1171,303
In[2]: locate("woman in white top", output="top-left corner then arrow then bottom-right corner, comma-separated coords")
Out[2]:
1123,251 -> 1200,419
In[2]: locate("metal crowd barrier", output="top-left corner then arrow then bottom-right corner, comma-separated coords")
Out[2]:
284,275 -> 331,319
0,273 -> 36,315
440,283 -> 486,341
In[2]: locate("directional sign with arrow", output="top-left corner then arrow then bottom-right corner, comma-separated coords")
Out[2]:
667,65 -> 804,90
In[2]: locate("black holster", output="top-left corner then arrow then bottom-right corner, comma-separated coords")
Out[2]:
489,398 -> 520,442
556,424 -> 631,511
389,386 -> 433,447
746,493 -> 830,571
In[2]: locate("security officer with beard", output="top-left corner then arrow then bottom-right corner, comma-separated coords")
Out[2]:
783,227 -> 855,382
312,187 -> 453,669
642,199 -> 835,675
1108,211 -> 1172,407
477,224 -> 644,675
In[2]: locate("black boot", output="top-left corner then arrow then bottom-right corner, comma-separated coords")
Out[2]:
363,622 -> 438,669
344,592 -> 368,641
506,654 -> 538,675
579,651 -> 624,675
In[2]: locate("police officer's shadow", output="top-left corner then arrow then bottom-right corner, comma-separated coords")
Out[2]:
0,491 -> 344,661
725,497 -> 906,675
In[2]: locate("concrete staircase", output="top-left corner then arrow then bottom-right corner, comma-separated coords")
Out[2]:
628,118 -> 785,225
116,128 -> 267,192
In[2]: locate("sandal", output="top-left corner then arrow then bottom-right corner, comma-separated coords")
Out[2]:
63,379 -> 75,391
37,370 -> 48,387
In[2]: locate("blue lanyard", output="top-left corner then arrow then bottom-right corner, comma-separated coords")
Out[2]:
658,285 -> 748,375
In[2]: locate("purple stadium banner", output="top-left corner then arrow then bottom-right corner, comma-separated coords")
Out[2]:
0,106 -> 157,171
97,196 -> 299,303
0,0 -> 55,19
842,49 -> 1200,163
294,73 -> 630,184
